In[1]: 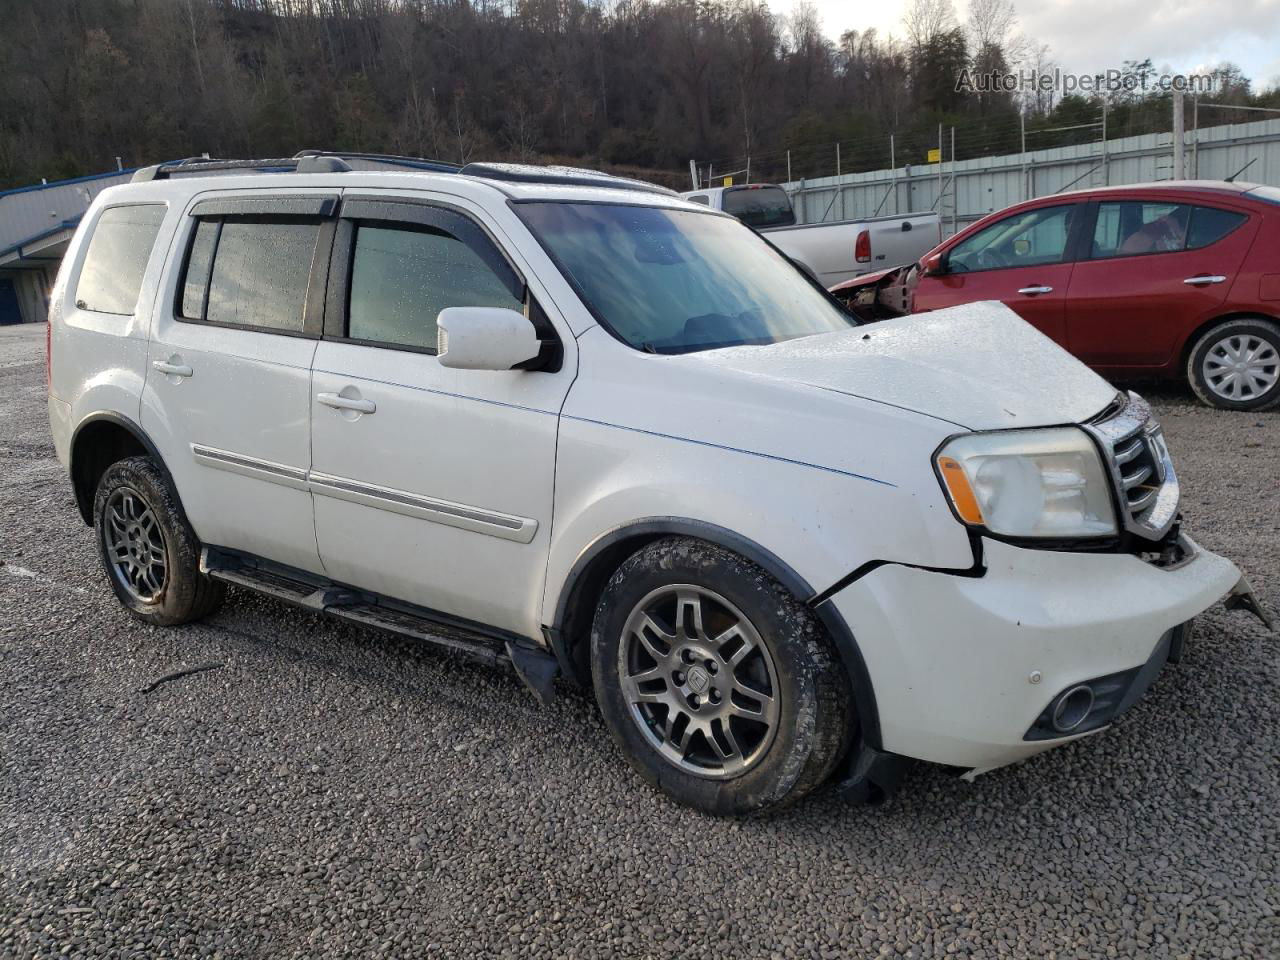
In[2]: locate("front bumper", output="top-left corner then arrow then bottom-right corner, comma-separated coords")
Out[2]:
828,534 -> 1247,772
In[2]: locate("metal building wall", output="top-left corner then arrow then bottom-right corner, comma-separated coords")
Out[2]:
783,119 -> 1280,237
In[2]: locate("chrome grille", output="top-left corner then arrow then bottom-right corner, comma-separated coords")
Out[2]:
1084,392 -> 1180,541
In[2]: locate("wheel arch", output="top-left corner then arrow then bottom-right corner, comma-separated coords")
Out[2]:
69,412 -> 175,526
545,517 -> 882,751
1178,309 -> 1280,376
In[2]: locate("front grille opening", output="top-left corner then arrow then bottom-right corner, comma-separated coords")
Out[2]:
1110,427 -> 1161,521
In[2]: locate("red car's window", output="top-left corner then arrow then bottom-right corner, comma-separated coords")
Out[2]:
1091,202 -> 1190,258
1090,201 -> 1247,258
947,205 -> 1075,274
1186,206 -> 1248,249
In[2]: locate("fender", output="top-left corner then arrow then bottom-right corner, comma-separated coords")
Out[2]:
68,411 -> 180,526
545,516 -> 884,751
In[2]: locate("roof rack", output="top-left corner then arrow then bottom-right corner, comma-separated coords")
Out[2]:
132,151 -> 461,183
130,152 -> 675,196
294,150 -> 461,173
458,162 -> 678,196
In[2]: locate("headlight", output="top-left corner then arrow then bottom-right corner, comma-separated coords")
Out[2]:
935,428 -> 1117,539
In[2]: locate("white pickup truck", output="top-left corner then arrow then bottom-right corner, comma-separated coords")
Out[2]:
680,183 -> 941,286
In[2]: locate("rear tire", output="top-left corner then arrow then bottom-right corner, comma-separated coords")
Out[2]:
590,537 -> 852,816
1187,318 -> 1280,411
93,456 -> 225,626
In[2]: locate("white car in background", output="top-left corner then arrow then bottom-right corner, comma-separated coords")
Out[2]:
680,183 -> 941,286
46,154 -> 1266,815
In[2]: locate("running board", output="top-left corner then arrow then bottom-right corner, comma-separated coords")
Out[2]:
199,546 -> 558,698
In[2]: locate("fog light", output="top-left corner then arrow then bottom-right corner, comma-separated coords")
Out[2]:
1051,685 -> 1095,733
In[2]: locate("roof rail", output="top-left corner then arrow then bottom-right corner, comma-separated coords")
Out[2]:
293,150 -> 461,173
458,162 -> 678,196
131,156 -> 335,182
128,152 -> 673,195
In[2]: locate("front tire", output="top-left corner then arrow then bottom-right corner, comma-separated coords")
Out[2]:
590,538 -> 852,816
93,456 -> 225,626
1187,318 -> 1280,411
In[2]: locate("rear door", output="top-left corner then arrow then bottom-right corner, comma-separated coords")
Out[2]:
1064,197 -> 1257,368
913,202 -> 1084,346
140,192 -> 336,575
308,192 -> 575,638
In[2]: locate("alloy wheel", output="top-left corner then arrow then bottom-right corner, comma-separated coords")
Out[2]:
103,487 -> 168,603
618,584 -> 780,779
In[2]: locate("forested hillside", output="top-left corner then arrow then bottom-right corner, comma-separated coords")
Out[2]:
2,0 -> 1276,189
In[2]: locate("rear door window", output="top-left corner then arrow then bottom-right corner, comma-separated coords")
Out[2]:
179,217 -> 321,333
722,187 -> 796,228
75,204 -> 166,315
1090,201 -> 1192,258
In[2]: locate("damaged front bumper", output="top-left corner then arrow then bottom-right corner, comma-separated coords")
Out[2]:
828,535 -> 1270,784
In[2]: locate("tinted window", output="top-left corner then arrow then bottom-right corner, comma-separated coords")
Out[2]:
518,202 -> 855,354
1187,206 -> 1247,249
685,195 -> 710,205
722,187 -> 796,228
1091,201 -> 1190,258
183,218 -> 319,332
75,204 -> 166,315
348,224 -> 522,351
948,205 -> 1075,273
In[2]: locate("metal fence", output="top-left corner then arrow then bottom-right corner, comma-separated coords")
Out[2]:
777,117 -> 1280,237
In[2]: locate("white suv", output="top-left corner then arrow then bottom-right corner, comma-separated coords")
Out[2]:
47,153 -> 1267,815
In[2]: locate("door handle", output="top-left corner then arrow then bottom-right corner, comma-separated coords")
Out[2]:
1017,285 -> 1053,295
317,392 -> 376,415
152,360 -> 193,378
1183,275 -> 1227,286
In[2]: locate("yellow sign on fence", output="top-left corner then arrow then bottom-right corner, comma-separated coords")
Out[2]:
722,176 -> 734,186
927,148 -> 941,163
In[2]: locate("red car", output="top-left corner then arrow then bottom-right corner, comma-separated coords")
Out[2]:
832,181 -> 1280,411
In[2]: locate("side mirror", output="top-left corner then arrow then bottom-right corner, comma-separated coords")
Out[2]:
921,252 -> 947,276
437,307 -> 540,371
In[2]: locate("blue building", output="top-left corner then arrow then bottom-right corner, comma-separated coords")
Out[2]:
0,169 -> 133,324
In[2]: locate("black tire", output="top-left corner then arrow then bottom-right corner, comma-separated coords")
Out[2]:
1187,318 -> 1280,411
590,537 -> 852,816
93,456 -> 225,626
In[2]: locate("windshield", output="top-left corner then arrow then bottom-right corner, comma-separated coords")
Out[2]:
517,202 -> 856,354
722,186 -> 796,228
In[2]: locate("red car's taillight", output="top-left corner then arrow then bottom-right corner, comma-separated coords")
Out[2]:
855,229 -> 871,263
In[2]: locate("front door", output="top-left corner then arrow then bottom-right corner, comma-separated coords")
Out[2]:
914,202 -> 1083,347
309,194 -> 575,638
141,193 -> 337,575
1065,199 -> 1258,368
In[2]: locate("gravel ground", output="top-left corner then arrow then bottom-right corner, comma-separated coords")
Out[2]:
1,321 -> 1277,958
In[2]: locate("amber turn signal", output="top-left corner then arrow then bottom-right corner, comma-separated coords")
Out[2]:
937,455 -> 985,525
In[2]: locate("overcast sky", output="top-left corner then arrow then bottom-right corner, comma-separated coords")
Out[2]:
768,0 -> 1280,93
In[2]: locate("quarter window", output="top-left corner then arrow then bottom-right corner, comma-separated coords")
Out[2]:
75,204 -> 166,315
347,223 -> 523,351
179,217 -> 321,333
1187,206 -> 1248,249
947,205 -> 1075,273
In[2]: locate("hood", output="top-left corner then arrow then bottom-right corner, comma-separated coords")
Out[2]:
828,264 -> 904,293
693,301 -> 1117,430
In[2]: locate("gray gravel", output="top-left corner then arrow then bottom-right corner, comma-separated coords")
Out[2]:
1,321 -> 1277,958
